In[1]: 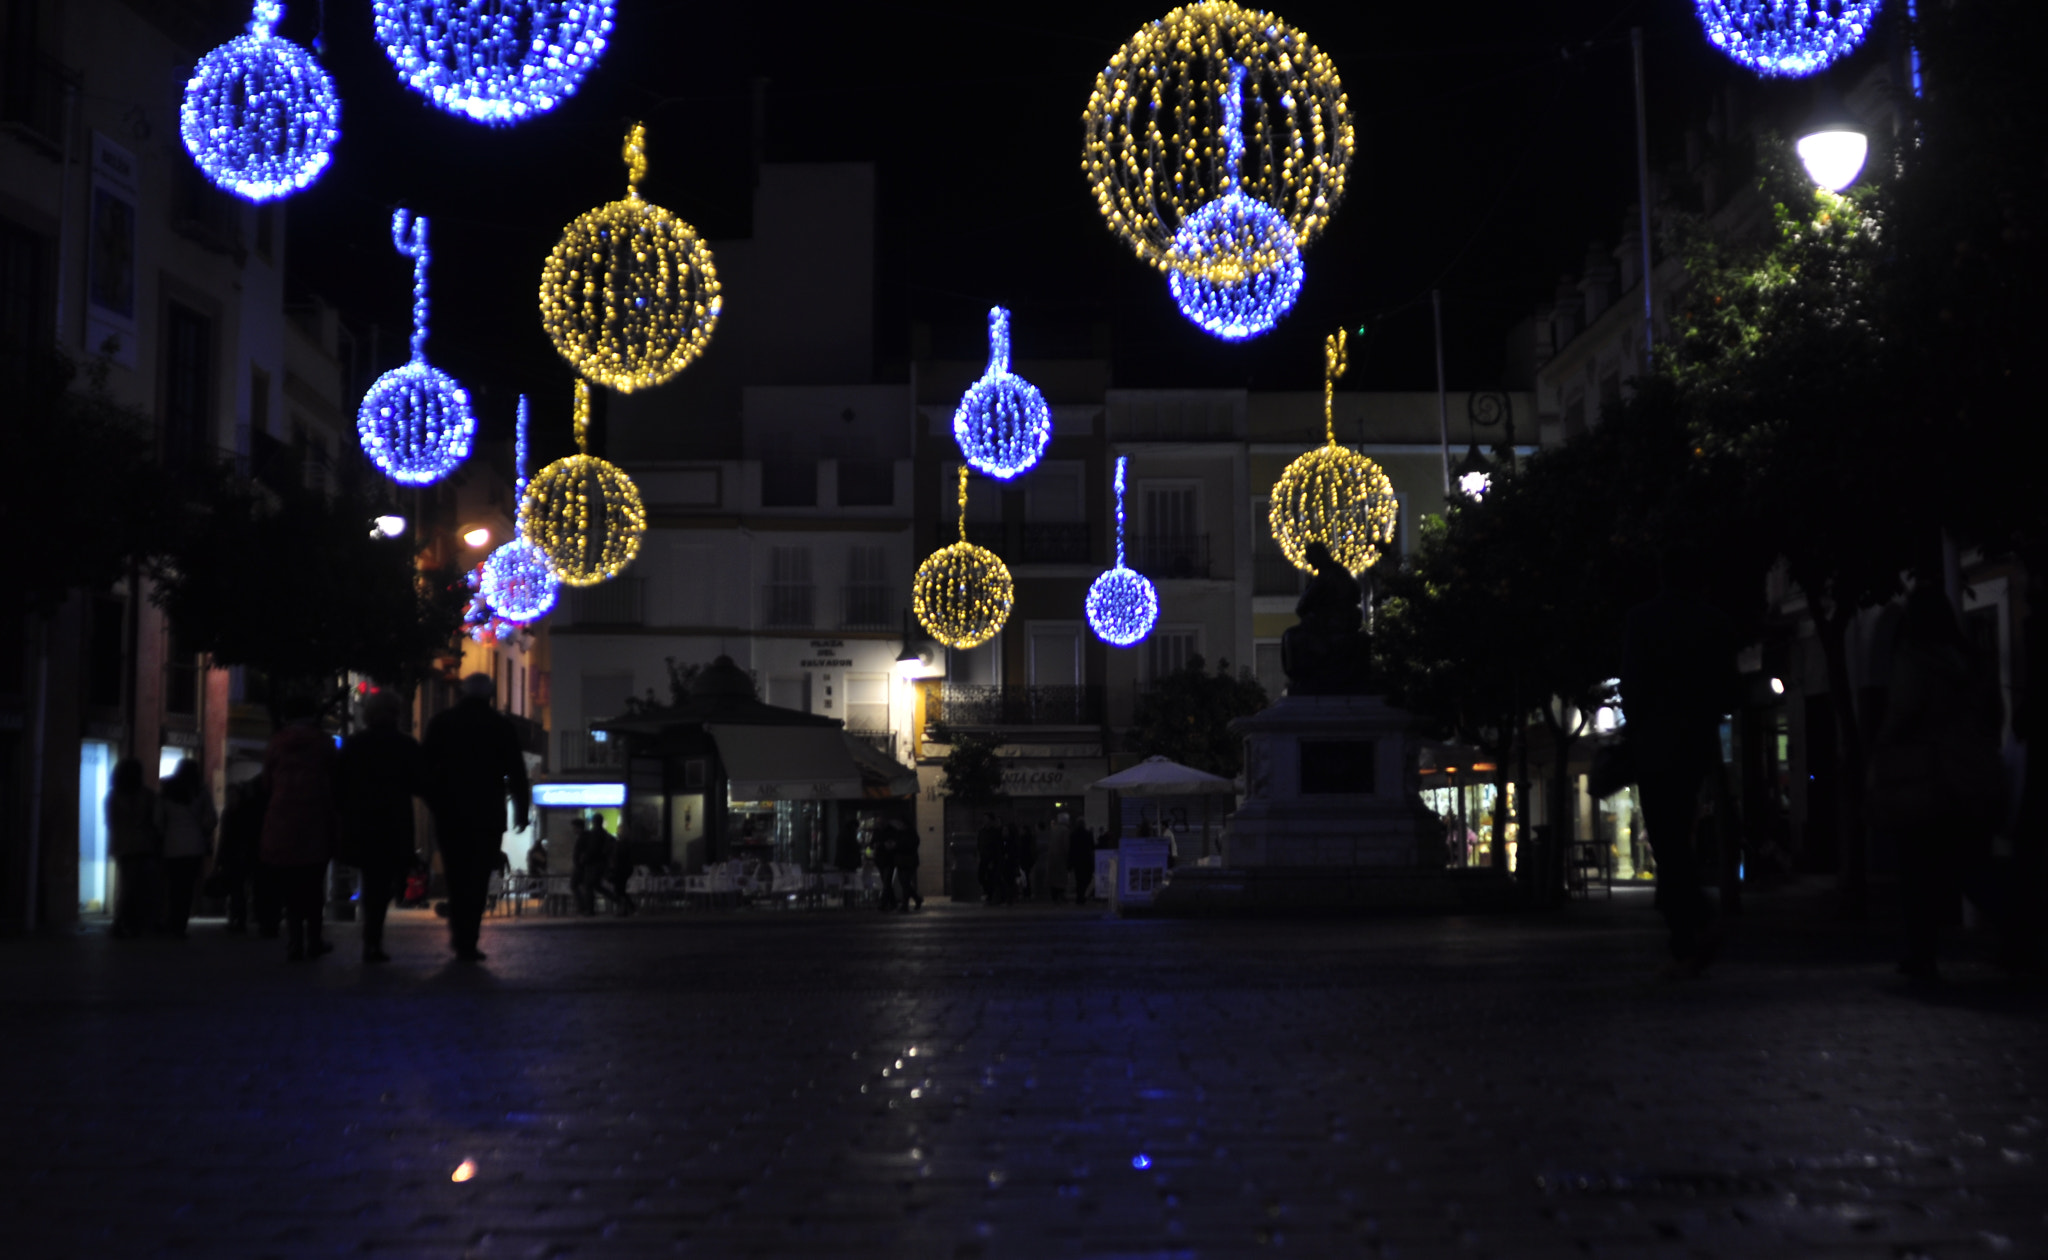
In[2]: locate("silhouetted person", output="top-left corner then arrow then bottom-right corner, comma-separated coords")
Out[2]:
976,814 -> 1003,904
338,692 -> 426,964
892,816 -> 922,911
594,815 -> 635,916
570,817 -> 600,914
262,697 -> 339,962
105,757 -> 162,940
1620,548 -> 1737,978
1015,823 -> 1039,899
873,815 -> 901,911
158,759 -> 215,938
216,773 -> 268,934
423,674 -> 531,961
1068,820 -> 1096,904
1874,582 -> 2002,982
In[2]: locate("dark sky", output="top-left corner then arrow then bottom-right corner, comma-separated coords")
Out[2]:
271,1 -> 1902,460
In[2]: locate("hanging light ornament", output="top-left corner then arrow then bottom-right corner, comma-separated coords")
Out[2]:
373,0 -> 615,125
180,0 -> 340,202
356,210 -> 476,485
913,467 -> 1014,650
480,395 -> 562,623
1694,1 -> 1880,78
1269,330 -> 1397,574
539,123 -> 721,393
1166,61 -> 1303,339
1083,2 -> 1351,336
522,379 -> 646,586
952,307 -> 1052,480
1086,455 -> 1159,647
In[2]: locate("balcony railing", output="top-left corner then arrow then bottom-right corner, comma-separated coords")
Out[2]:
558,729 -> 628,772
762,583 -> 814,628
566,578 -> 645,626
930,683 -> 1104,727
841,584 -> 892,630
1020,522 -> 1092,564
1254,553 -> 1304,596
1130,533 -> 1210,580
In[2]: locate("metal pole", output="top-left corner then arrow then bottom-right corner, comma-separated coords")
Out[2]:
1631,28 -> 1656,371
1432,289 -> 1451,495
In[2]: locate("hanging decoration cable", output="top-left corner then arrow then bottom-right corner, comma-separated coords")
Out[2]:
522,379 -> 646,586
951,307 -> 1052,480
181,0 -> 341,201
355,210 -> 476,485
913,467 -> 1014,650
1269,330 -> 1398,574
373,0 -> 615,124
480,395 -> 562,623
1085,455 -> 1160,647
539,123 -> 721,393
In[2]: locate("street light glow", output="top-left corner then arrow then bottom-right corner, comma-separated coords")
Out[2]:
1796,128 -> 1868,192
372,514 -> 406,539
462,526 -> 491,548
1458,471 -> 1491,499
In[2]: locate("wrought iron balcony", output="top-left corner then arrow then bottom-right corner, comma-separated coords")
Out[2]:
1019,522 -> 1092,564
930,683 -> 1104,727
761,583 -> 814,628
841,584 -> 892,630
845,728 -> 896,759
1130,533 -> 1211,580
566,578 -> 645,626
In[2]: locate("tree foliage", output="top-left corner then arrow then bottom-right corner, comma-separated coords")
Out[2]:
935,729 -> 1007,807
1125,655 -> 1268,777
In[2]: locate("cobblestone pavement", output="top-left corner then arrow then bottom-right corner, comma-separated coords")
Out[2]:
2,885 -> 2043,1260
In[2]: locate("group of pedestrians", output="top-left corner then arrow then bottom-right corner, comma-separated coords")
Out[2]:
975,814 -> 1099,905
103,673 -> 530,964
569,813 -> 635,916
869,814 -> 922,912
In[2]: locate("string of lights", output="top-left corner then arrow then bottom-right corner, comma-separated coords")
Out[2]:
1085,455 -> 1160,647
539,123 -> 722,393
1269,330 -> 1399,575
481,394 -> 562,623
180,0 -> 340,202
373,0 -> 615,125
913,467 -> 1014,650
1166,60 -> 1305,340
1694,1 -> 1879,78
1083,2 -> 1352,312
523,379 -> 647,586
951,307 -> 1052,481
355,210 -> 477,485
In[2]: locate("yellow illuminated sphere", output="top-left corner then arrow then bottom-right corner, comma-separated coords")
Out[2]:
1270,444 -> 1397,575
1083,1 -> 1353,272
539,124 -> 721,393
522,453 -> 647,587
913,542 -> 1014,650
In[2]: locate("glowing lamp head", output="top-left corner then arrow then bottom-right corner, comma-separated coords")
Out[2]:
1770,676 -> 1787,695
1458,471 -> 1492,499
1796,127 -> 1868,192
461,526 -> 492,548
371,514 -> 407,539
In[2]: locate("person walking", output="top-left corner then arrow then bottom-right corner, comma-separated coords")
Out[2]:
1619,547 -> 1738,979
595,815 -> 636,916
422,674 -> 531,962
158,759 -> 216,938
570,817 -> 599,914
892,816 -> 923,912
1046,814 -> 1071,904
873,814 -> 901,911
976,814 -> 1003,905
1870,581 -> 2004,983
1007,823 -> 1031,903
216,773 -> 267,934
337,692 -> 426,964
105,757 -> 162,939
261,697 -> 340,962
1068,819 -> 1096,905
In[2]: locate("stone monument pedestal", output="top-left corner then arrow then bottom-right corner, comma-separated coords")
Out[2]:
1224,693 -> 1437,869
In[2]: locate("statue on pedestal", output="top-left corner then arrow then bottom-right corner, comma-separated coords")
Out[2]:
1280,541 -> 1374,695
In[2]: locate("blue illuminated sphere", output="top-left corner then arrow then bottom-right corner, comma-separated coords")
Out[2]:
953,369 -> 1052,481
1694,0 -> 1880,78
356,360 -> 476,485
374,1 -> 615,125
1167,191 -> 1305,341
481,536 -> 560,623
180,18 -> 340,201
1086,566 -> 1159,647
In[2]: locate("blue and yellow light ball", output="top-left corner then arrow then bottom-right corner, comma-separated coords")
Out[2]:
373,0 -> 615,125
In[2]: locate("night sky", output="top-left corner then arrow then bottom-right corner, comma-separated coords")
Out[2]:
269,1 -> 1905,463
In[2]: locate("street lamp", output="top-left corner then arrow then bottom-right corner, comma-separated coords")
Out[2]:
1454,442 -> 1492,500
371,514 -> 407,539
1797,87 -> 1868,192
895,610 -> 934,677
460,524 -> 492,548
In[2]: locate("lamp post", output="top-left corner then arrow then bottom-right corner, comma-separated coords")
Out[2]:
1796,85 -> 1869,192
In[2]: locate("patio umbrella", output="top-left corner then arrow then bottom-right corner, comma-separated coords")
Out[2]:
1091,756 -> 1236,859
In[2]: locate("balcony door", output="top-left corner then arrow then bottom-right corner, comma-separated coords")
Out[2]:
1029,623 -> 1082,687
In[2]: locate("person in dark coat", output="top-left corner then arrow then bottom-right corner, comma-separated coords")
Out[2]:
216,772 -> 268,934
1620,548 -> 1738,979
1068,820 -> 1096,905
593,815 -> 635,916
158,759 -> 216,937
105,757 -> 162,939
891,816 -> 923,912
338,691 -> 426,963
975,814 -> 1003,905
422,673 -> 531,962
1016,824 -> 1040,899
261,697 -> 340,961
873,816 -> 901,911
569,817 -> 599,914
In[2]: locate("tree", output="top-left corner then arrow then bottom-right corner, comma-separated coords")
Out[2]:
935,729 -> 1007,809
153,479 -> 466,720
1125,655 -> 1268,777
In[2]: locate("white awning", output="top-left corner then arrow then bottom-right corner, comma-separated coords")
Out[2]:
709,724 -> 864,801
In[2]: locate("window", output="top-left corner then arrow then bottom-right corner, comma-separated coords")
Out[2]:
1254,641 -> 1284,702
1025,461 -> 1083,522
836,458 -> 893,507
1144,484 -> 1198,539
768,673 -> 810,712
843,545 -> 889,629
162,303 -> 212,467
1029,623 -> 1082,687
764,545 -> 813,627
1139,483 -> 1204,577
846,672 -> 888,732
761,459 -> 817,507
948,637 -> 1001,686
1145,629 -> 1198,682
1,217 -> 51,363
